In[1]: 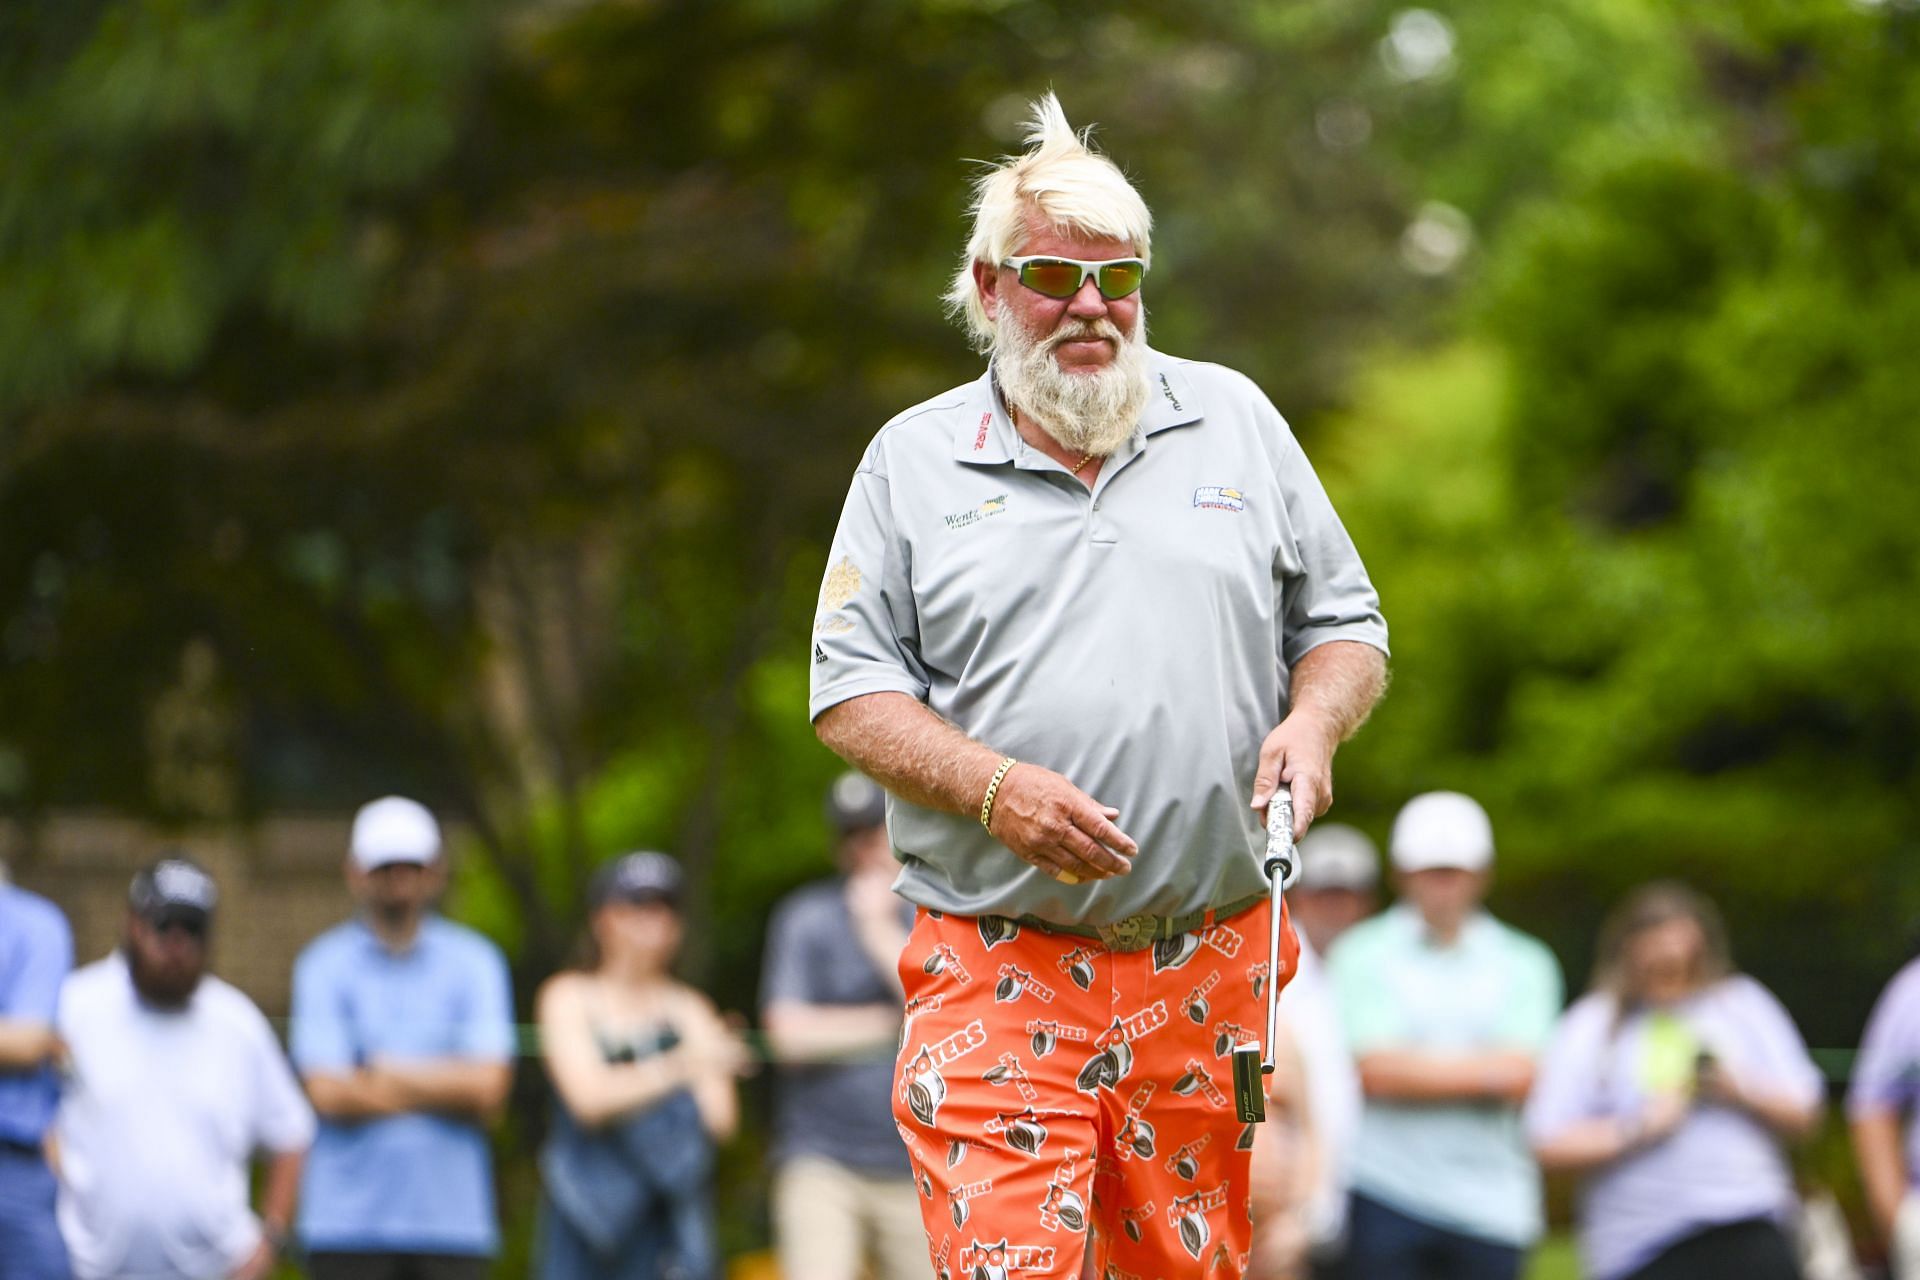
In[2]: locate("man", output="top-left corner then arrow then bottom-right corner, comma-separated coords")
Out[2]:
1850,951 -> 1920,1279
1286,824 -> 1380,957
810,94 -> 1389,1280
290,796 -> 514,1280
1326,792 -> 1562,1280
53,858 -> 312,1280
0,864 -> 74,1280
762,772 -> 929,1280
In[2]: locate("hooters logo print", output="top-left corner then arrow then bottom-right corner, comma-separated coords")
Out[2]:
1038,1148 -> 1086,1232
994,963 -> 1056,1005
1056,946 -> 1099,991
1075,1003 -> 1166,1094
1168,1184 -> 1229,1260
985,1105 -> 1053,1155
949,1177 -> 993,1228
956,1240 -> 1055,1280
977,916 -> 1020,949
1114,1082 -> 1157,1160
1151,931 -> 1201,972
901,1019 -> 988,1126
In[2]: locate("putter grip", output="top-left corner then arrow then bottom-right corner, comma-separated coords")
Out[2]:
1266,790 -> 1295,884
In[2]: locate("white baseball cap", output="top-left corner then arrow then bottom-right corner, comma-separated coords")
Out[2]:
1295,823 -> 1380,892
1389,791 -> 1494,873
350,796 -> 442,870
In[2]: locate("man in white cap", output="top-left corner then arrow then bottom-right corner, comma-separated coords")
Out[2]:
1289,823 -> 1381,957
289,797 -> 515,1280
1324,792 -> 1562,1280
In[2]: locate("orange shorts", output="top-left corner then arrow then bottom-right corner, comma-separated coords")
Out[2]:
891,899 -> 1298,1280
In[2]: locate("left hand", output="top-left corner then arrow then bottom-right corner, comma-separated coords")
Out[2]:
1696,1056 -> 1743,1109
229,1237 -> 276,1280
1250,711 -> 1338,841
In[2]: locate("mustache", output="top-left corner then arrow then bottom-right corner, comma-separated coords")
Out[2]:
1047,319 -> 1125,349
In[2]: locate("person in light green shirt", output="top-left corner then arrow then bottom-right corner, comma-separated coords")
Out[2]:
1326,792 -> 1563,1280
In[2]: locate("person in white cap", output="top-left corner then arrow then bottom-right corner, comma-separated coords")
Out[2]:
288,797 -> 515,1280
1324,792 -> 1563,1280
1289,823 -> 1381,957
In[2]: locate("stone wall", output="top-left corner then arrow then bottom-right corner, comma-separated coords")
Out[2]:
3,812 -> 357,1016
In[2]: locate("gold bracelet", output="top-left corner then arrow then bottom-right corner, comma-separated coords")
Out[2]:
980,757 -> 1018,833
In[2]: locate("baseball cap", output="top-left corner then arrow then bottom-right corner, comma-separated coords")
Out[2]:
350,796 -> 442,871
824,771 -> 887,835
1389,791 -> 1495,873
1295,823 -> 1380,892
129,856 -> 219,930
588,851 -> 683,911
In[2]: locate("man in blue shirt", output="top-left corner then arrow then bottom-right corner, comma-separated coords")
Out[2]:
290,797 -> 515,1280
0,866 -> 74,1280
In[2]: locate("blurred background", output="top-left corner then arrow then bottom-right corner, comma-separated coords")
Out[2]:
2,0 -> 1917,1274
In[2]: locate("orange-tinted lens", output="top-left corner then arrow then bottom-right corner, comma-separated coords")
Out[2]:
1096,260 -> 1145,298
1016,260 -> 1086,298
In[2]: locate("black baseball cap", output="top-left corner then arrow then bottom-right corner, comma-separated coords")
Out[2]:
587,851 -> 683,911
824,771 -> 887,835
129,856 -> 219,931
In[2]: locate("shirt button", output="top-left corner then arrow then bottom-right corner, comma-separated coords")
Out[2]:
1092,502 -> 1102,511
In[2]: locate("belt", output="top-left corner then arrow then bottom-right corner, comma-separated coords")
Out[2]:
1004,891 -> 1267,952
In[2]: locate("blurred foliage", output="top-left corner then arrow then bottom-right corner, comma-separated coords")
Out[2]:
2,0 -> 1917,1259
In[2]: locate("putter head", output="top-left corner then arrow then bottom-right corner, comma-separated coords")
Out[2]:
1265,790 -> 1297,889
1231,1043 -> 1267,1123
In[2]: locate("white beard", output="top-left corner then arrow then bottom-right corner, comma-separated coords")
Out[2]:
994,309 -> 1151,458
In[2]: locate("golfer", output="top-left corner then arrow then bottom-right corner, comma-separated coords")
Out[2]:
809,93 -> 1388,1280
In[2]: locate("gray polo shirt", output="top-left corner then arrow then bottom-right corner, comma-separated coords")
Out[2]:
809,349 -> 1387,926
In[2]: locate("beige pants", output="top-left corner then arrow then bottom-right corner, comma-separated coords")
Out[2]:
1896,1194 -> 1920,1280
774,1156 -> 933,1280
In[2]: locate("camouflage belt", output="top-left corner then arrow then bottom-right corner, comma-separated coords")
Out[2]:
1008,891 -> 1266,953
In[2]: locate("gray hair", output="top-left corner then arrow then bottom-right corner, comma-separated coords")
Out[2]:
944,93 -> 1154,352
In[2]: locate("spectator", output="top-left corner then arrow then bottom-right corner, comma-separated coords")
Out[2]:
1246,1016 -> 1322,1280
53,858 -> 312,1280
1289,824 -> 1380,956
1261,934 -> 1363,1280
1327,791 -> 1563,1280
534,851 -> 744,1280
1850,941 -> 1920,1278
1527,882 -> 1821,1280
291,797 -> 515,1280
760,773 -> 927,1280
1,862 -> 75,1280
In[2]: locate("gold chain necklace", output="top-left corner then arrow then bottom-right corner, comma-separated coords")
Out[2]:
1069,451 -> 1096,473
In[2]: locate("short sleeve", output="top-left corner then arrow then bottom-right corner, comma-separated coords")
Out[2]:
1328,931 -> 1401,1055
759,893 -> 824,1010
1272,422 -> 1390,669
246,1007 -> 317,1153
1524,997 -> 1612,1142
1724,978 -> 1822,1108
2,902 -> 72,1025
1494,937 -> 1564,1050
808,461 -> 931,720
455,940 -> 516,1063
1851,963 -> 1920,1117
288,943 -> 356,1074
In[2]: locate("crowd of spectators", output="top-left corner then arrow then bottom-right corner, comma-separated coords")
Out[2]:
2,783 -> 1918,1280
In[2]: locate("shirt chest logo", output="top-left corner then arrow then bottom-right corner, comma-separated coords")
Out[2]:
1192,485 -> 1245,513
944,493 -> 1009,532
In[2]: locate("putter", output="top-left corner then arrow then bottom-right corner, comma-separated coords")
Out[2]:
1233,789 -> 1296,1124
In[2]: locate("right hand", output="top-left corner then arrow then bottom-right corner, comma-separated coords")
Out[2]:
1628,1091 -> 1690,1150
985,763 -> 1137,883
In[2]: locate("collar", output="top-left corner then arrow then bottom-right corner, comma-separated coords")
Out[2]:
951,348 -> 1204,467
1385,901 -> 1494,950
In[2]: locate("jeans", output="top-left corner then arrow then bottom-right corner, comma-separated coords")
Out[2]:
0,1144 -> 70,1280
1343,1192 -> 1524,1280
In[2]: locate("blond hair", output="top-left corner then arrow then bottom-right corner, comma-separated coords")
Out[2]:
944,93 -> 1154,352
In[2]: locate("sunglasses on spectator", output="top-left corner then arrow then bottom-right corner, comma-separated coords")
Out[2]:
1002,256 -> 1148,300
